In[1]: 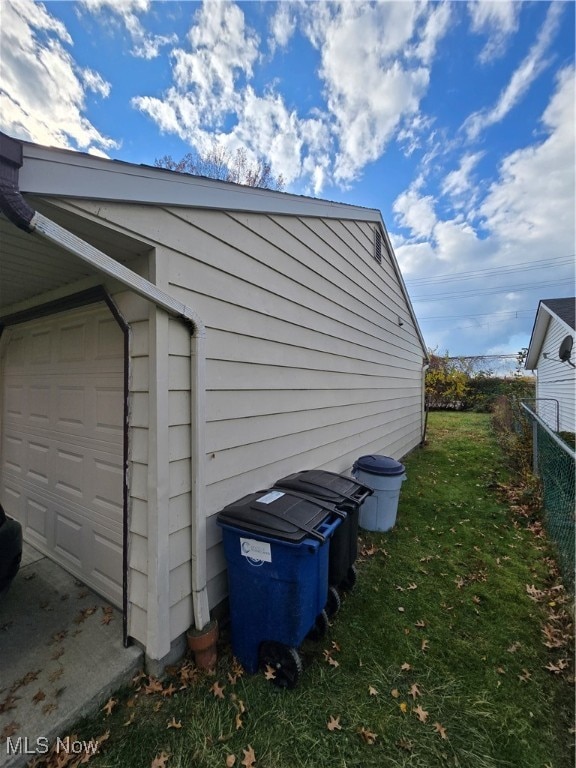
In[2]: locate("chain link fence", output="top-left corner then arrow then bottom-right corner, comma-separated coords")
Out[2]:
521,402 -> 575,592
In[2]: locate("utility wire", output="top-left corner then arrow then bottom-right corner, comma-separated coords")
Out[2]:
411,278 -> 568,301
405,254 -> 574,285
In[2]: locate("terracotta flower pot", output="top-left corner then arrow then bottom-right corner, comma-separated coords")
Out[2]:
187,619 -> 219,670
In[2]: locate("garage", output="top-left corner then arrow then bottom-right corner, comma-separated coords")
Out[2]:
0,302 -> 126,607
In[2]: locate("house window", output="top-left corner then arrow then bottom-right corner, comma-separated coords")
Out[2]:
374,228 -> 382,265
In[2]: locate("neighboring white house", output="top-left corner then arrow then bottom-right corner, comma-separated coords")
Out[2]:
525,298 -> 576,433
0,132 -> 428,670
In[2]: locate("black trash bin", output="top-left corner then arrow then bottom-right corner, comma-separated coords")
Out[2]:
273,470 -> 372,601
217,489 -> 342,687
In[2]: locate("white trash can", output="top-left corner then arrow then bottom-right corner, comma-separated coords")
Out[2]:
352,455 -> 406,532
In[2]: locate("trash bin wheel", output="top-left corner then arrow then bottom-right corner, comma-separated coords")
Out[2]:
325,585 -> 341,618
340,564 -> 358,591
259,641 -> 303,689
306,609 -> 329,641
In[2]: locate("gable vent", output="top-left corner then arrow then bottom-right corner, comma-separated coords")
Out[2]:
374,228 -> 382,265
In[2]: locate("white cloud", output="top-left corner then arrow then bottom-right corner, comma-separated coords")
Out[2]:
464,3 -> 564,141
303,1 -> 443,184
0,0 -> 117,153
468,0 -> 521,64
269,3 -> 297,51
393,183 -> 438,241
133,1 -> 451,193
79,0 -> 176,59
441,151 -> 484,201
395,64 -> 575,355
479,65 -> 575,254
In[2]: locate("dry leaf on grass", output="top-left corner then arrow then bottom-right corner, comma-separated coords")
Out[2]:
211,681 -> 226,699
400,662 -> 412,672
399,702 -> 408,714
359,727 -> 377,744
263,665 -> 276,681
167,717 -> 182,729
413,704 -> 428,723
241,745 -> 256,768
390,688 -> 400,698
408,683 -> 421,699
368,685 -> 378,696
102,698 -> 117,716
327,715 -> 341,732
433,722 -> 448,739
151,751 -> 170,768
226,756 -> 236,767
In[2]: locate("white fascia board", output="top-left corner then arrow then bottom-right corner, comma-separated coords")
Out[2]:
19,142 -> 379,222
378,215 -> 429,360
525,303 -> 551,369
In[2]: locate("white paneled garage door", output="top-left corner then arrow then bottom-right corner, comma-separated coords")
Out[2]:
0,303 -> 125,607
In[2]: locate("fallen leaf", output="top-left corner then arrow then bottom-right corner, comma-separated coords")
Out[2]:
103,697 -> 117,716
263,665 -> 276,681
331,641 -> 341,652
398,606 -> 405,613
399,702 -> 408,714
101,613 -> 114,626
32,690 -> 46,705
42,703 -> 57,715
433,722 -> 448,739
413,704 -> 428,723
396,738 -> 413,752
241,745 -> 256,768
415,619 -> 426,628
519,669 -> 532,683
407,582 -> 418,590
211,682 -> 225,699
421,639 -> 429,652
408,683 -> 422,699
235,713 -> 243,731
0,695 -> 18,714
327,715 -> 342,731
124,712 -> 136,726
167,717 -> 182,729
151,751 -> 170,768
226,756 -> 236,767
400,663 -> 412,672
162,684 -> 177,698
327,656 -> 340,668
144,677 -> 164,695
368,685 -> 378,696
49,668 -> 64,683
545,659 -> 568,674
132,670 -> 147,686
359,727 -> 377,744
1,722 -> 19,739
507,641 -> 521,653
391,688 -> 400,698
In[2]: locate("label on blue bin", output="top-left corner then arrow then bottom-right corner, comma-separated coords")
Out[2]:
240,537 -> 272,564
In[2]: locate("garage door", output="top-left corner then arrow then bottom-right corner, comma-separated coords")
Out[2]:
0,303 -> 125,607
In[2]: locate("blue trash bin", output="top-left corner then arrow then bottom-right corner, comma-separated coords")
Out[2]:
217,489 -> 342,687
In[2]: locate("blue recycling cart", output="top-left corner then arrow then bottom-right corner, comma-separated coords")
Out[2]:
217,489 -> 342,688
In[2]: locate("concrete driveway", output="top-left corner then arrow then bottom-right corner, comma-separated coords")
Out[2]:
0,544 -> 143,768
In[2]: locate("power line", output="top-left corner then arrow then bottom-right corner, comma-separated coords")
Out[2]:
418,308 -> 535,321
405,254 -> 574,286
411,278 -> 568,301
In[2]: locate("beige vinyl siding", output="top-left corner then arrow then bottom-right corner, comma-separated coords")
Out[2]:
62,199 -> 425,622
164,208 -> 424,608
536,317 -> 575,432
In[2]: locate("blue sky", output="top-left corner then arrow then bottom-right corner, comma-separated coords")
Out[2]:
1,0 -> 574,370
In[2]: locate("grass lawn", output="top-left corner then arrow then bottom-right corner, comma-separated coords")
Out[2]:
38,412 -> 574,768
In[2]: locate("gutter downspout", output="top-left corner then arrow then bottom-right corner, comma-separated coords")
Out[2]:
0,132 -> 211,633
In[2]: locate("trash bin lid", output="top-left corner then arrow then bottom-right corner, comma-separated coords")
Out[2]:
216,489 -> 332,543
275,470 -> 372,508
353,455 -> 405,476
